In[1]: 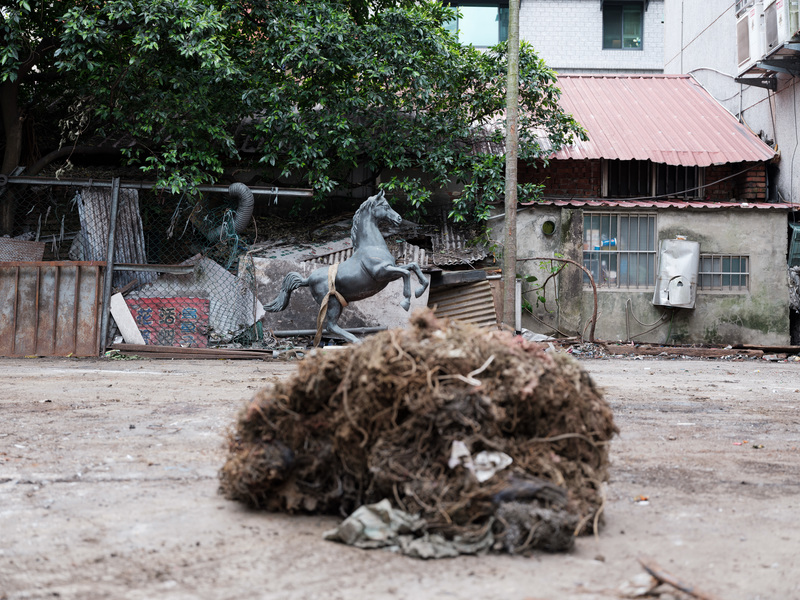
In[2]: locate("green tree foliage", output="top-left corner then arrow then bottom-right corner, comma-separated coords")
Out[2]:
1,0 -> 585,221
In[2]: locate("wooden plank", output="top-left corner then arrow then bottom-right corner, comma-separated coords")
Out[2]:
739,344 -> 800,353
110,343 -> 276,360
110,293 -> 145,345
603,344 -> 764,358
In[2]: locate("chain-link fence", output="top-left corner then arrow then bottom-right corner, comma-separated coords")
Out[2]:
0,176 -> 307,352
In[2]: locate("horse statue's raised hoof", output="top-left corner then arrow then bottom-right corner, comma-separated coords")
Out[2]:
400,297 -> 411,311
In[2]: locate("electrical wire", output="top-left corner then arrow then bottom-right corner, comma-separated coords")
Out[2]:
624,297 -> 672,342
488,163 -> 768,221
664,1 -> 738,70
664,310 -> 675,345
686,67 -> 742,103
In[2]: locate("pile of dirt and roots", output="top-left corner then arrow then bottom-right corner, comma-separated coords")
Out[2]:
218,310 -> 618,555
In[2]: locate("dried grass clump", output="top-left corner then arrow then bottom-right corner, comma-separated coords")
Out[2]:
219,309 -> 617,553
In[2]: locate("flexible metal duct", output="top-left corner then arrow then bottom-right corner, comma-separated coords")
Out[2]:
206,182 -> 255,241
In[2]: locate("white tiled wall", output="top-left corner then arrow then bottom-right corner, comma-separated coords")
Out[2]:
520,0 -> 664,73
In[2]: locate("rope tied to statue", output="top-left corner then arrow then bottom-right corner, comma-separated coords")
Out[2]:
314,262 -> 348,346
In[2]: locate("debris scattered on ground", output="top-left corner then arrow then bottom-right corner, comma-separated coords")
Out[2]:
634,557 -> 723,600
601,343 -> 764,360
218,309 -> 618,556
566,343 -> 609,359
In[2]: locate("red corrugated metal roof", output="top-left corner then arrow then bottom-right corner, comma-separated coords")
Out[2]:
523,198 -> 794,210
552,75 -> 777,166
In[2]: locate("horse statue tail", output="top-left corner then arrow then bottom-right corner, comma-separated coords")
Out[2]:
264,272 -> 308,312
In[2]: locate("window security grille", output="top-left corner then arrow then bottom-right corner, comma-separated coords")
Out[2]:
606,160 -> 651,197
604,161 -> 703,199
698,255 -> 750,290
583,212 -> 657,288
655,164 -> 701,199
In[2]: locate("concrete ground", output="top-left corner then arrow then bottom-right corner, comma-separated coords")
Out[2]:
1,354 -> 798,600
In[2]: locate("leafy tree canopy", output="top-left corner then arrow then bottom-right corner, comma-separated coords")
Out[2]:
1,0 -> 585,222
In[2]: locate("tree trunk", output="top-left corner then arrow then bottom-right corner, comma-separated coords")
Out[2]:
502,0 -> 520,329
1,79 -> 23,235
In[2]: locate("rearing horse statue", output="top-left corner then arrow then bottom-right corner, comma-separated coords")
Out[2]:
264,191 -> 429,344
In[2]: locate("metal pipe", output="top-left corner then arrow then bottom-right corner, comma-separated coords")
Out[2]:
271,327 -> 387,338
99,177 -> 121,353
6,176 -> 314,197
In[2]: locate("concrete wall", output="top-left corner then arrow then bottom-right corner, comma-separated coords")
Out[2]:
522,0 -> 665,73
491,205 -> 791,345
663,0 -> 795,205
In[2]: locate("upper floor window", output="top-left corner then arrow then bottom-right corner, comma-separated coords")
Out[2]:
655,164 -> 702,199
606,159 -> 651,197
444,2 -> 509,47
603,2 -> 643,50
604,160 -> 704,199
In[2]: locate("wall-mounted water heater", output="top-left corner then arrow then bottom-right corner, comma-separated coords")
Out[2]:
652,238 -> 700,309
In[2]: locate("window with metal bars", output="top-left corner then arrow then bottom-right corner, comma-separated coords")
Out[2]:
604,161 -> 703,199
583,212 -> 657,288
605,160 -> 651,197
655,164 -> 701,199
698,255 -> 749,290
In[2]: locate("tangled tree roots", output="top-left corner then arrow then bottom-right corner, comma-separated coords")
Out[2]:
219,310 -> 618,554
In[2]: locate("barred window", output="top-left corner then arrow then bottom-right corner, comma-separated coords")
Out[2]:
605,159 -> 651,197
698,255 -> 749,290
583,212 -> 657,288
654,164 -> 702,199
603,160 -> 703,199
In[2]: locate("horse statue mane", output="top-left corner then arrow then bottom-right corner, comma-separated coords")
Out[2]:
350,193 -> 380,248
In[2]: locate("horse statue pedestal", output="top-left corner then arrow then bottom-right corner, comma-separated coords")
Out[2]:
264,191 -> 429,344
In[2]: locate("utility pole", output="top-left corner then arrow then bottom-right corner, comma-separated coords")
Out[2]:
503,0 -> 520,330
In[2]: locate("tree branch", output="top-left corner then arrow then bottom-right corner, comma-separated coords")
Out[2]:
518,256 -> 598,343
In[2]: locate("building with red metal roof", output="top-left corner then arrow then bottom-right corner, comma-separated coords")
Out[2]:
491,73 -> 794,347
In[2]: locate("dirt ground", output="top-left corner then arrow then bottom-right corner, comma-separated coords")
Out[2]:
1,351 -> 799,600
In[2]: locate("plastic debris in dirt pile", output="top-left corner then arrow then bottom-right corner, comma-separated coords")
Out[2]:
218,310 -> 618,557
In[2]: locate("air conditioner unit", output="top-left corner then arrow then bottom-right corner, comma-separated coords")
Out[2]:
764,0 -> 800,52
737,2 -> 765,74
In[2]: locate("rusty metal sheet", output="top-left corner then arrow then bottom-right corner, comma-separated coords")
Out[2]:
0,262 -> 104,357
428,280 -> 497,328
0,238 -> 46,262
550,75 -> 777,166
